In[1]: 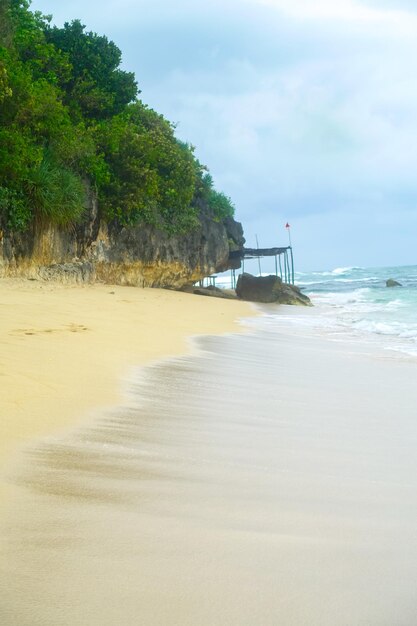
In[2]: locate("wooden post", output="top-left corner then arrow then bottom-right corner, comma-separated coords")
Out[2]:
285,250 -> 291,284
255,234 -> 262,276
278,254 -> 283,280
289,246 -> 295,284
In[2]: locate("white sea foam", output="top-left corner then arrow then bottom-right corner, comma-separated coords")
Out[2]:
284,264 -> 417,359
331,266 -> 362,275
223,264 -> 417,360
387,344 -> 417,357
333,277 -> 378,283
385,299 -> 405,310
297,277 -> 379,286
353,319 -> 403,336
310,287 -> 371,306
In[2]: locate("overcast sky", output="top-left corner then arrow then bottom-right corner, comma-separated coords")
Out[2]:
31,0 -> 417,270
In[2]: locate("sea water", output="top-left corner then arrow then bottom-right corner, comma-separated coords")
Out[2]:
230,264 -> 417,359
297,264 -> 417,357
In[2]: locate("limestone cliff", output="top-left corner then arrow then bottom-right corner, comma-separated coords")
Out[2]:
0,190 -> 244,287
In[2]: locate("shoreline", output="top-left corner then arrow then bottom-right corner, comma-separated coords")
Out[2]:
0,278 -> 256,498
2,302 -> 417,624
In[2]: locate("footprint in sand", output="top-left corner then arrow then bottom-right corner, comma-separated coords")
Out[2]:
66,324 -> 89,333
12,325 -> 89,337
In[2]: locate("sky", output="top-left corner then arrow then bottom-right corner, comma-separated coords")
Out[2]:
31,0 -> 417,271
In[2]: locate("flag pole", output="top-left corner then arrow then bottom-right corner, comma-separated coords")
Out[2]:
285,222 -> 294,284
285,222 -> 292,247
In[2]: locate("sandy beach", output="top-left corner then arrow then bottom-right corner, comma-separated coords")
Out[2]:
0,278 -> 254,496
2,289 -> 417,624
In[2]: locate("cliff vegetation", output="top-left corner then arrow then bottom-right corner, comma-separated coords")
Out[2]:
0,0 -> 235,236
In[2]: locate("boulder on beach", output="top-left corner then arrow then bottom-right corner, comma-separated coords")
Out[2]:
181,284 -> 237,299
386,278 -> 402,287
235,273 -> 312,305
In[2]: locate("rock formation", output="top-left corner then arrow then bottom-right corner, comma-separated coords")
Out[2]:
181,285 -> 237,299
386,278 -> 402,287
0,190 -> 245,288
236,273 -> 312,306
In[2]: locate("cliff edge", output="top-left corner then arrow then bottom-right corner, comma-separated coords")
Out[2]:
0,191 -> 244,288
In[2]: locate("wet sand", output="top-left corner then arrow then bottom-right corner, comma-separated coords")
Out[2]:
0,278 -> 253,498
1,309 -> 417,625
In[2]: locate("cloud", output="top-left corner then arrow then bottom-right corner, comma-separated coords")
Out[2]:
359,0 -> 417,13
30,0 -> 417,268
249,0 -> 387,22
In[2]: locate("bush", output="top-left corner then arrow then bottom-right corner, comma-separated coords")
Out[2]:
0,186 -> 32,230
25,159 -> 85,225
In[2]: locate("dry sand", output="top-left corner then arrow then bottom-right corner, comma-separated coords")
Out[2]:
0,278 -> 254,495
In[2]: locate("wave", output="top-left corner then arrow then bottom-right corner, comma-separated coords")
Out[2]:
279,264 -> 417,360
298,277 -> 379,286
352,318 -> 417,340
304,266 -> 363,277
309,287 -> 371,303
331,266 -> 362,275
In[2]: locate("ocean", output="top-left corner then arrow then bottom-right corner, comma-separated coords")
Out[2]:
298,264 -> 417,358
217,263 -> 417,360
1,266 -> 417,625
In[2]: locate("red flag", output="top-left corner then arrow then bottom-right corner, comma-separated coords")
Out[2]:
285,222 -> 290,228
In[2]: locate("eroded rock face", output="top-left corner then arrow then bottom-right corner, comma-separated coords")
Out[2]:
236,273 -> 312,306
0,193 -> 245,287
386,278 -> 402,287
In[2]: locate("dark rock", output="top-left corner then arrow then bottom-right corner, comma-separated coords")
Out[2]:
180,284 -> 237,299
193,286 -> 237,299
236,273 -> 312,306
386,278 -> 402,287
223,216 -> 245,251
223,217 -> 245,270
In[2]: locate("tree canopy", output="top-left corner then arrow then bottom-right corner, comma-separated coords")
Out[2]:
0,0 -> 234,233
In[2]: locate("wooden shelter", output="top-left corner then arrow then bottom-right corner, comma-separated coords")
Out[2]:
228,246 -> 295,288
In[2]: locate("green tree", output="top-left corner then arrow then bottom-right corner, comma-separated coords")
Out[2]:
207,189 -> 235,220
45,20 -> 138,120
0,0 -> 13,48
0,0 -> 235,235
97,102 -> 198,232
194,169 -> 235,220
0,61 -> 12,102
